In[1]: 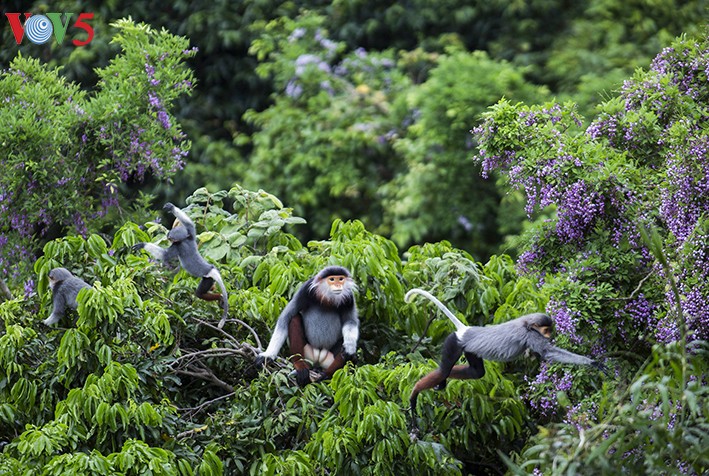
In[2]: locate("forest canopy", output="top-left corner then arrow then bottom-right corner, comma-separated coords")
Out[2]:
0,2 -> 708,475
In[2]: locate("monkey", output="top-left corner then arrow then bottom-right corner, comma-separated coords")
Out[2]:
256,266 -> 359,387
405,288 -> 603,429
132,202 -> 229,328
43,267 -> 92,326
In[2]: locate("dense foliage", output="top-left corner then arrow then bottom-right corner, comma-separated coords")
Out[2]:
0,4 -> 707,475
473,32 -> 709,473
0,184 -> 553,474
0,20 -> 194,282
1,0 -> 704,259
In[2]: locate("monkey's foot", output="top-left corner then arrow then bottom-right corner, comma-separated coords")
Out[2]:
309,369 -> 327,382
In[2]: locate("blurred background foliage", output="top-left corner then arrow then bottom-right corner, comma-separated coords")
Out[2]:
0,1 -> 708,474
2,0 -> 705,260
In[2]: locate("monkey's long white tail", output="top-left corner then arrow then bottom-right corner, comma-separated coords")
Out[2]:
208,268 -> 229,329
404,288 -> 467,331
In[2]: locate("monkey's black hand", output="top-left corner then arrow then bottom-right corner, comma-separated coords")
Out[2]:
254,355 -> 268,368
295,368 -> 311,388
163,202 -> 175,212
131,243 -> 146,252
343,350 -> 358,364
591,359 -> 611,376
434,379 -> 448,391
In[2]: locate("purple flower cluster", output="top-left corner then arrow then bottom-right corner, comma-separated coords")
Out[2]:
283,25 -> 396,103
563,401 -> 598,431
666,230 -> 709,342
474,103 -> 611,243
145,61 -> 160,87
616,294 -> 658,338
555,180 -> 605,243
147,92 -> 171,129
650,43 -> 709,101
524,363 -> 573,419
475,35 -> 709,351
547,299 -> 582,345
660,134 -> 709,242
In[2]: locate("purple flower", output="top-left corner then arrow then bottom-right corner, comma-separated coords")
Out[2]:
157,111 -> 171,129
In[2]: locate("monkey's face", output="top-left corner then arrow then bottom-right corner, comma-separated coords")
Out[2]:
48,271 -> 64,290
533,324 -> 552,339
312,274 -> 355,306
326,275 -> 347,294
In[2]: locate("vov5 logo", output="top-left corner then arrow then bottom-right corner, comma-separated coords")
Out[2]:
6,13 -> 94,46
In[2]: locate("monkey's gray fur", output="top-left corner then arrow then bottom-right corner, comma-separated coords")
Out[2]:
43,267 -> 91,326
405,288 -> 601,431
133,203 -> 229,328
257,266 -> 359,387
405,289 -> 593,364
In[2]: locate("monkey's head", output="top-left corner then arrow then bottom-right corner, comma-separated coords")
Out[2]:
48,267 -> 73,290
310,266 -> 356,306
527,313 -> 553,339
167,219 -> 189,243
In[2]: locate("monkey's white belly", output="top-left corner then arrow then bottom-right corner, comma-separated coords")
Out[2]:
303,344 -> 336,368
302,308 -> 342,350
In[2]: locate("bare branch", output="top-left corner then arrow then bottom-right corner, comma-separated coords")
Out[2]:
188,315 -> 261,355
605,269 -> 654,302
175,424 -> 211,439
176,393 -> 236,420
175,365 -> 234,393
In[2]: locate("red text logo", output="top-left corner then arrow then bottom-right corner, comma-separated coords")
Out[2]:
6,13 -> 94,46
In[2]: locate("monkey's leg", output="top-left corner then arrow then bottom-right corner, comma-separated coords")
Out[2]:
318,351 -> 346,381
447,352 -> 485,380
195,277 -> 221,301
288,314 -> 312,387
409,333 -> 463,422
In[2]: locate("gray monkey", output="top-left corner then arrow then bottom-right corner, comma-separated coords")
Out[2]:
405,288 -> 604,429
132,202 -> 229,328
43,267 -> 91,326
256,266 -> 359,387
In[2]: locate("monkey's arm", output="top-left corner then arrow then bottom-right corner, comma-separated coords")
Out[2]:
167,225 -> 190,243
133,242 -> 179,263
341,308 -> 360,358
43,291 -> 66,326
527,332 -> 594,365
257,287 -> 307,363
165,203 -> 197,237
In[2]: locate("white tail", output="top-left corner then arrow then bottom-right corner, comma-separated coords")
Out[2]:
404,288 -> 467,331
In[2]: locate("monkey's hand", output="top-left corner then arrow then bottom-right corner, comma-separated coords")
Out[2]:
295,368 -> 311,388
42,314 -> 59,326
591,359 -> 611,376
131,243 -> 146,252
254,354 -> 270,368
163,202 -> 176,213
342,342 -> 358,362
343,349 -> 358,364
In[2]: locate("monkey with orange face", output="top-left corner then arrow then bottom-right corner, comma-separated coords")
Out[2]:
256,266 -> 359,387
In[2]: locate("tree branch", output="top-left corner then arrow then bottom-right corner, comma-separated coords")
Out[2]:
188,315 -> 261,354
605,269 -> 654,302
175,365 -> 234,393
